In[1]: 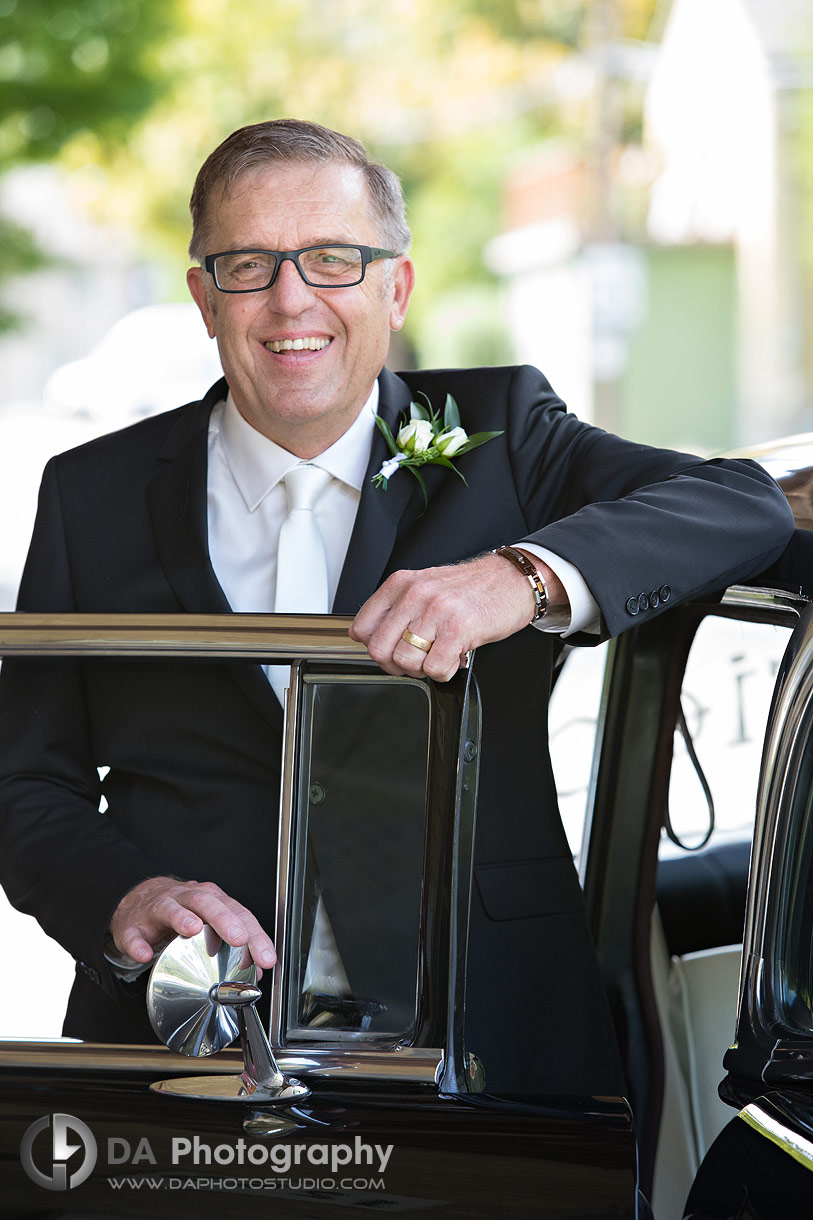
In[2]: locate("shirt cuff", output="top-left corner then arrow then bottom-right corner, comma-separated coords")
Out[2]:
513,542 -> 601,637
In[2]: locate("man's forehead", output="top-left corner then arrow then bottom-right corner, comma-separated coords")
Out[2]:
213,160 -> 375,230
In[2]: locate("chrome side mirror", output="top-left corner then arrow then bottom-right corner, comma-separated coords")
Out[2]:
147,927 -> 310,1103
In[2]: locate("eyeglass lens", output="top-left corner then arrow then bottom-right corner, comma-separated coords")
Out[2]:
214,247 -> 365,290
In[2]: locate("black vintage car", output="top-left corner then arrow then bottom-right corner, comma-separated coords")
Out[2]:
1,439 -> 813,1219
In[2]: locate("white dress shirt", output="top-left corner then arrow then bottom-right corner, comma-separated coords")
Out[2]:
207,386 -> 377,615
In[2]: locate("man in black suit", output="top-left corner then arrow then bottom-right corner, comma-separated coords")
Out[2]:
0,119 -> 795,1096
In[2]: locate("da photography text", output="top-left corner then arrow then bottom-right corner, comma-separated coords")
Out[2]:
20,1114 -> 393,1193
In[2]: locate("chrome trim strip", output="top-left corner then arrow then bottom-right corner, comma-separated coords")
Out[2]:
0,1040 -> 442,1082
0,612 -> 367,660
279,1048 -> 443,1082
740,1100 -> 813,1172
719,586 -> 806,621
577,637 -> 615,888
270,659 -> 301,1047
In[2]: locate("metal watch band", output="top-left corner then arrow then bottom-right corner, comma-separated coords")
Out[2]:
494,545 -> 548,622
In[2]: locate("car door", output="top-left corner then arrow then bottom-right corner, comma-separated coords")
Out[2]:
685,600 -> 813,1218
567,583 -> 805,1216
0,613 -> 638,1219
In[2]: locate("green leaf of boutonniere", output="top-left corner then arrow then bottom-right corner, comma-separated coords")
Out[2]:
443,393 -> 461,432
374,413 -> 398,457
459,430 -> 505,450
409,393 -> 432,423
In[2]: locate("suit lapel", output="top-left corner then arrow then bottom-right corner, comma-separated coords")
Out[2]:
147,380 -> 282,731
333,368 -> 419,613
148,383 -> 230,615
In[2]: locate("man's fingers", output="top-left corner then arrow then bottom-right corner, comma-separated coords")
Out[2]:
180,885 -> 276,968
361,571 -> 469,679
115,894 -> 204,962
350,553 -> 554,680
353,572 -> 437,673
390,628 -> 462,682
117,927 -> 160,964
111,876 -> 276,969
348,581 -> 396,643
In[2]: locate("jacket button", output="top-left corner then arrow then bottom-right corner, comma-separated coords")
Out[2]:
660,585 -> 671,603
637,592 -> 650,612
626,597 -> 640,616
649,589 -> 660,608
79,962 -> 101,986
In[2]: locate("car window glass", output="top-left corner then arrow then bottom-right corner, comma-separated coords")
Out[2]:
662,616 -> 791,859
284,676 -> 429,1044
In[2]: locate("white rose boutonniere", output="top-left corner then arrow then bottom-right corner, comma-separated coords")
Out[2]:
397,418 -> 434,454
372,392 -> 503,508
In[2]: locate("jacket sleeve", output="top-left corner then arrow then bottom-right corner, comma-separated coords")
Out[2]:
502,365 -> 795,641
0,457 -> 165,998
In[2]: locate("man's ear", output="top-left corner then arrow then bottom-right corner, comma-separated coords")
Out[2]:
389,257 -> 415,333
187,266 -> 217,339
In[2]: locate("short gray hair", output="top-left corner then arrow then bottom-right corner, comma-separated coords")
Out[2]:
189,119 -> 411,261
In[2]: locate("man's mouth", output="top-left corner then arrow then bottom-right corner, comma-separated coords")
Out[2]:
263,337 -> 332,353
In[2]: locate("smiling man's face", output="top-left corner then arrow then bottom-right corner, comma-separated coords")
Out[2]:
187,160 -> 414,458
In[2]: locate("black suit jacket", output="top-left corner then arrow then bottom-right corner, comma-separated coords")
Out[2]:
0,364 -> 794,1094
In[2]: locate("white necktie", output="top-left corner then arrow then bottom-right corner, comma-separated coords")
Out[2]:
268,463 -> 333,703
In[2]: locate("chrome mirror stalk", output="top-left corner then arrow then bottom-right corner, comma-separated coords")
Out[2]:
147,928 -> 310,1104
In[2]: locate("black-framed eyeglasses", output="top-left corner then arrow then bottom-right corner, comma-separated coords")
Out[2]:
203,244 -> 398,293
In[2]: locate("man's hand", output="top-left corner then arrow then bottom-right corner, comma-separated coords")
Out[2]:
349,550 -> 566,681
109,876 -> 277,971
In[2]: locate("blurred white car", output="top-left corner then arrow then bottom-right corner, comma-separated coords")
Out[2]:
43,302 -> 223,421
0,304 -> 223,609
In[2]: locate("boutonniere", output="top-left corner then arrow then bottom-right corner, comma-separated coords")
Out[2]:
372,392 -> 503,508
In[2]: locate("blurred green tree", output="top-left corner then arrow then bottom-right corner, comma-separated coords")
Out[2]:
3,0 -> 657,360
0,0 -> 179,328
63,0 -> 587,362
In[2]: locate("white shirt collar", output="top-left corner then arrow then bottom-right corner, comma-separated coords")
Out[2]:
212,382 -> 379,512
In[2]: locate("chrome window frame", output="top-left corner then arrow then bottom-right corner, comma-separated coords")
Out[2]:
0,612 -> 481,1093
273,666 -> 432,1048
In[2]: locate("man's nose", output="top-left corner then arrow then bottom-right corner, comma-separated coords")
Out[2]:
265,257 -> 314,314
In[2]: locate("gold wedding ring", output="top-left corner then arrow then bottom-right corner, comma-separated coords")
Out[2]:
402,628 -> 433,653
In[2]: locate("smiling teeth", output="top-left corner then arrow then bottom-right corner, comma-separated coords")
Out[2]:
265,337 -> 331,353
